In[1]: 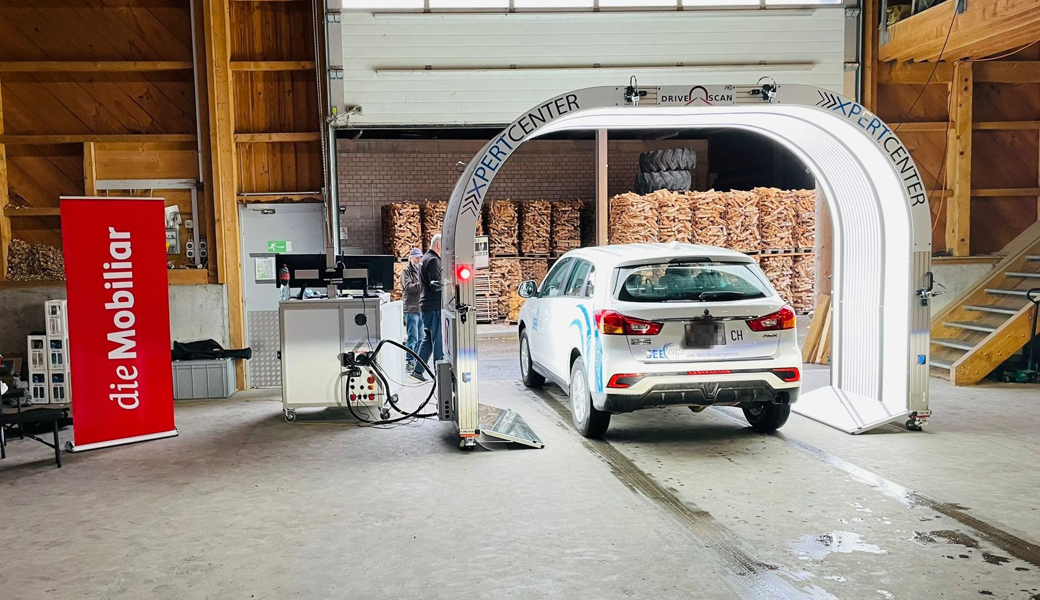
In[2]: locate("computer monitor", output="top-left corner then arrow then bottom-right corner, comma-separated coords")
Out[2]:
274,253 -> 396,295
339,254 -> 395,293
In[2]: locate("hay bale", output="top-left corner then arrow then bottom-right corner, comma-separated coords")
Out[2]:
382,202 -> 422,259
520,200 -> 551,255
759,255 -> 794,304
754,187 -> 795,251
551,200 -> 582,256
6,239 -> 66,281
690,190 -> 727,247
487,200 -> 519,256
656,190 -> 692,243
723,191 -> 760,253
608,193 -> 659,244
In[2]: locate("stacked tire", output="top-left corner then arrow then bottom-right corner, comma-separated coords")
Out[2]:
635,148 -> 696,194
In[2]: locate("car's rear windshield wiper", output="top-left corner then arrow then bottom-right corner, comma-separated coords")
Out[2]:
698,291 -> 755,301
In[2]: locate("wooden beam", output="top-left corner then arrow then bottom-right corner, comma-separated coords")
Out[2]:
974,121 -> 1040,131
0,134 -> 197,145
945,62 -> 973,256
879,62 -> 1040,85
862,0 -> 878,111
229,61 -> 315,72
203,0 -> 246,390
595,129 -> 607,245
972,188 -> 1040,197
237,194 -> 322,203
167,269 -> 213,285
5,208 -> 61,218
891,122 -> 948,132
0,61 -> 193,73
0,70 -> 8,283
234,132 -> 321,143
879,0 -> 1040,63
83,142 -> 97,196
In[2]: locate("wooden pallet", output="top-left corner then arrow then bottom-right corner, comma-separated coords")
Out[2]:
759,248 -> 814,255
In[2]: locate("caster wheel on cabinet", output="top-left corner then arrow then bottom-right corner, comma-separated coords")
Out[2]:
459,439 -> 476,451
284,410 -> 297,422
905,419 -> 922,431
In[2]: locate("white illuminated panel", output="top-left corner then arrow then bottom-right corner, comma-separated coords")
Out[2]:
342,0 -> 422,8
515,0 -> 595,6
430,0 -> 509,6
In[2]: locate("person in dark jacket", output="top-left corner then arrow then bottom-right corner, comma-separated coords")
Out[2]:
412,234 -> 443,380
401,247 -> 424,371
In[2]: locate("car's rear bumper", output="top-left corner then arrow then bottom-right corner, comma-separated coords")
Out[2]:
596,370 -> 800,413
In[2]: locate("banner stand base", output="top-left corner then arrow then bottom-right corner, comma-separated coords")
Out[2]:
65,429 -> 179,453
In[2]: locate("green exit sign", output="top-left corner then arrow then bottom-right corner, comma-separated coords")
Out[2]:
267,240 -> 292,253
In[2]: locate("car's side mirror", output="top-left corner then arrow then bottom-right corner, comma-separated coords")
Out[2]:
518,280 -> 538,298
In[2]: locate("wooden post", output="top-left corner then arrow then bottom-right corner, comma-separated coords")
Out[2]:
862,0 -> 879,111
202,0 -> 246,389
595,129 -> 608,245
814,186 -> 833,297
0,70 -> 9,282
945,61 -> 973,256
83,142 -> 97,196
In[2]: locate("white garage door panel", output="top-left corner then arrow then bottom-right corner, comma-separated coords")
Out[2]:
338,10 -> 848,126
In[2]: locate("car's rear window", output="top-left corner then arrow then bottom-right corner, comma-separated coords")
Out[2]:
614,262 -> 770,303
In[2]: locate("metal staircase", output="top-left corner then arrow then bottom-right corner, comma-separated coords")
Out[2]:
930,223 -> 1040,385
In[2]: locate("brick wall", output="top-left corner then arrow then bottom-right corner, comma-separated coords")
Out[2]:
338,139 -> 708,253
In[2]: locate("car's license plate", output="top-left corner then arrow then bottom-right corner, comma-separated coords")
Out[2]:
686,321 -> 726,348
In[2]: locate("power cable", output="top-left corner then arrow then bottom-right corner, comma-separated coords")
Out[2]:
892,7 -> 959,133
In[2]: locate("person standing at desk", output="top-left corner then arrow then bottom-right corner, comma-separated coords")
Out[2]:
401,247 -> 424,372
411,234 -> 443,381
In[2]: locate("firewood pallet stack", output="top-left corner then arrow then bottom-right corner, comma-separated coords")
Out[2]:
487,200 -> 519,256
793,190 -> 816,249
755,188 -> 795,251
520,258 -> 550,286
759,255 -> 794,305
382,202 -> 422,259
689,190 -> 728,247
608,193 -> 660,244
551,200 -> 582,256
791,255 -> 815,313
391,261 -> 408,302
473,272 -> 498,323
656,190 -> 693,243
520,200 -> 551,256
723,191 -> 760,253
421,201 -> 447,250
489,258 -> 522,322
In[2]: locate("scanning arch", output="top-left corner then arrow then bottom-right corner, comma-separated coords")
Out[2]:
441,84 -> 933,437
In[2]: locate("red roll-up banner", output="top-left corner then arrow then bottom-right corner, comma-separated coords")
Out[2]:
60,197 -> 178,452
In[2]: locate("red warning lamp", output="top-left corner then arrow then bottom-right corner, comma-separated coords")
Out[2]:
457,265 -> 473,282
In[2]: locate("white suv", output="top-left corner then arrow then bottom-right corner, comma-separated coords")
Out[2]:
517,243 -> 802,438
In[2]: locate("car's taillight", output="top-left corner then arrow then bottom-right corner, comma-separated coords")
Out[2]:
746,305 -> 797,332
595,310 -> 663,335
772,368 -> 801,382
607,373 -> 645,388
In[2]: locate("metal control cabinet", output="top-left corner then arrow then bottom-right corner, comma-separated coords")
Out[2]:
279,296 -> 404,421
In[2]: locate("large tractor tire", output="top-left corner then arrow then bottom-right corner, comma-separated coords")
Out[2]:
635,170 -> 692,194
639,148 -> 696,172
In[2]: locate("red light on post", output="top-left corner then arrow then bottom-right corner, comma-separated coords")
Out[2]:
457,265 -> 473,282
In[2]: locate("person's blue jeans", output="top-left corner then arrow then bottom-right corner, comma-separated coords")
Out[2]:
413,310 -> 443,375
404,312 -> 423,366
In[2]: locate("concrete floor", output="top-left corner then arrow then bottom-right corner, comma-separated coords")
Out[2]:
2,334 -> 1039,599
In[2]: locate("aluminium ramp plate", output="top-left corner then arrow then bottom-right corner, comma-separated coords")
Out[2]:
478,404 -> 544,449
793,385 -> 909,434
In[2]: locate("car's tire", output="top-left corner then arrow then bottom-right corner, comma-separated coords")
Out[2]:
519,330 -> 545,388
635,170 -> 692,194
742,403 -> 791,433
569,357 -> 610,438
639,148 -> 696,172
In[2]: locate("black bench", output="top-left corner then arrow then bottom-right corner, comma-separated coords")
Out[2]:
1,407 -> 68,468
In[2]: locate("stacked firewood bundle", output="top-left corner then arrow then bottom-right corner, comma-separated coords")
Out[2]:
655,190 -> 693,243
759,255 -> 794,304
793,190 -> 816,249
5,239 -> 66,281
791,255 -> 815,313
608,193 -> 660,244
421,201 -> 447,250
520,258 -> 550,286
520,200 -> 552,255
551,200 -> 582,256
690,190 -> 727,247
391,261 -> 408,302
489,258 -> 522,320
381,202 -> 422,259
755,188 -> 795,250
487,200 -> 519,256
723,191 -> 760,253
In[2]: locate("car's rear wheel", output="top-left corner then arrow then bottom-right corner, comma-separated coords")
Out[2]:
742,403 -> 791,433
570,357 -> 610,438
519,330 -> 544,388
